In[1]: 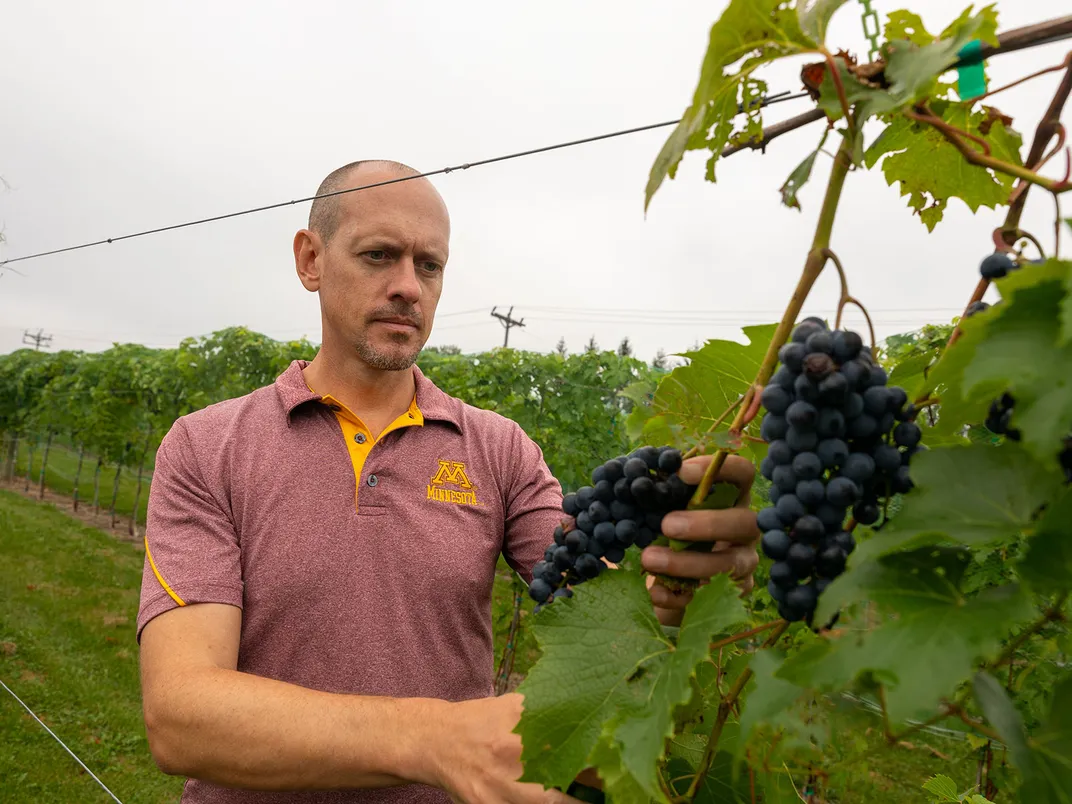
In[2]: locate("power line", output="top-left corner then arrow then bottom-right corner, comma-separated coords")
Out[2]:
0,677 -> 125,804
22,329 -> 53,350
490,306 -> 525,347
0,92 -> 809,270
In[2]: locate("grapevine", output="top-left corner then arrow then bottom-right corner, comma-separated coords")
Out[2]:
513,4 -> 1072,804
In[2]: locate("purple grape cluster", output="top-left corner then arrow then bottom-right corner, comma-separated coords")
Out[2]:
757,317 -> 925,623
528,446 -> 695,610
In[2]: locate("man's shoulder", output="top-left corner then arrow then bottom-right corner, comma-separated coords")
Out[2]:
164,384 -> 280,452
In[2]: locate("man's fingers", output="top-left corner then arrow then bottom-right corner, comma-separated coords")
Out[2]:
678,454 -> 755,498
648,581 -> 694,610
660,506 -> 759,545
641,544 -> 759,581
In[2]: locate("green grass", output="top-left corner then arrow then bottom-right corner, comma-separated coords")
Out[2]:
0,489 -> 182,804
1,489 -> 1011,804
7,438 -> 153,525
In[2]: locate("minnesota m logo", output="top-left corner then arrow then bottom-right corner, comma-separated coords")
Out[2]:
427,460 -> 480,506
430,460 -> 473,489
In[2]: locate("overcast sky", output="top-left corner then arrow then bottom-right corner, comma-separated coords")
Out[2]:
1,1 -> 1069,364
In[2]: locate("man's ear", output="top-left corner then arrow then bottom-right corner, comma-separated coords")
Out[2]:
294,229 -> 323,292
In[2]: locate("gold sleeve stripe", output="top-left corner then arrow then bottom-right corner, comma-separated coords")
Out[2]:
144,535 -> 187,607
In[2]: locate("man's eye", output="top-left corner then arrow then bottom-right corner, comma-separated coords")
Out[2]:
421,262 -> 443,273
365,250 -> 389,261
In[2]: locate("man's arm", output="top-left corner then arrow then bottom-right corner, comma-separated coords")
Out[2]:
141,601 -> 574,804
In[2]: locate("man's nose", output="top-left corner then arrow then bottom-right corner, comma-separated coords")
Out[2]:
387,257 -> 422,305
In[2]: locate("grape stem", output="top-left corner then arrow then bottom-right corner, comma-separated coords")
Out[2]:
824,248 -> 877,350
682,621 -> 791,803
682,393 -> 747,461
708,620 -> 783,652
690,118 -> 857,506
949,705 -> 1004,743
984,592 -> 1069,671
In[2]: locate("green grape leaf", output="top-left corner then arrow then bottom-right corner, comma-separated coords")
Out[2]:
1019,673 -> 1072,803
1018,488 -> 1072,595
973,672 -> 1034,772
922,773 -> 961,801
886,351 -> 935,400
962,261 -> 1072,462
939,4 -> 999,46
814,546 -> 973,624
864,99 -> 1023,230
666,750 -> 750,804
646,1 -> 816,208
884,10 -> 933,46
587,737 -> 648,804
780,129 -> 829,210
796,0 -> 849,44
516,571 -> 746,798
736,649 -> 807,758
642,325 -> 776,455
1064,258 -> 1072,345
781,582 -> 1033,724
852,443 -> 1063,562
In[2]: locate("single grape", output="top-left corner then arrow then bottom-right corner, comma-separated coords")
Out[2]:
818,372 -> 849,406
805,331 -> 834,355
846,414 -> 878,440
668,474 -> 693,505
623,457 -> 649,481
638,446 -> 661,470
613,477 -> 633,503
760,454 -> 774,481
645,511 -> 665,531
817,438 -> 849,469
826,476 -> 859,507
964,300 -> 990,318
630,476 -> 656,504
816,502 -> 846,531
833,530 -> 856,554
552,587 -> 574,599
796,479 -> 826,508
529,578 -> 553,604
575,553 -> 603,579
757,506 -> 785,532
769,484 -> 782,504
761,384 -> 793,415
873,444 -> 902,474
801,316 -> 829,330
615,519 -> 639,545
791,320 -> 824,343
778,601 -> 807,622
792,514 -> 824,543
772,365 -> 797,391
980,252 -> 1014,279
575,511 -> 595,534
778,342 -> 808,373
767,579 -> 787,603
792,451 -> 823,481
602,460 -> 624,485
593,480 -> 614,504
853,501 -> 880,525
761,530 -> 792,561
841,452 -> 875,484
893,421 -> 922,448
892,465 -> 914,494
817,407 -> 846,439
775,494 -> 807,523
863,386 -> 890,416
588,500 -> 611,524
843,392 -> 864,419
761,413 -> 790,442
565,529 -> 589,553
841,360 -> 868,391
832,330 -> 863,363
768,439 -> 793,466
653,481 -> 674,510
658,448 -> 683,474
604,545 -> 626,564
772,464 -> 798,494
787,427 -> 819,453
815,546 -> 847,578
576,486 -> 595,509
553,525 -> 566,546
769,561 -> 797,588
591,465 -> 606,485
888,386 -> 908,413
786,584 -> 817,613
634,526 -> 656,548
787,542 -> 816,575
869,365 -> 888,387
878,412 -> 896,435
553,545 -> 574,571
592,521 -> 617,550
543,545 -> 556,563
803,353 -> 836,382
787,401 -> 819,429
794,373 -> 820,404
562,493 -> 580,517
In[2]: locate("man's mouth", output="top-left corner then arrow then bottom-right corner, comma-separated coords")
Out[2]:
374,317 -> 420,332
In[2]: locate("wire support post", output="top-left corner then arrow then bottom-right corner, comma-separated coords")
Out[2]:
491,306 -> 525,348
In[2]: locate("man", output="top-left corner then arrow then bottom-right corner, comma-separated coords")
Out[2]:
137,160 -> 760,804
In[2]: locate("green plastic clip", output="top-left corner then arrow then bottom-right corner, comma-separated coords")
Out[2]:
957,39 -> 987,101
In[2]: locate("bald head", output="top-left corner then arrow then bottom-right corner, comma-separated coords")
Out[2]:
308,159 -> 423,243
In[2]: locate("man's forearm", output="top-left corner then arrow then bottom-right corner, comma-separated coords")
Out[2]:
144,666 -> 445,791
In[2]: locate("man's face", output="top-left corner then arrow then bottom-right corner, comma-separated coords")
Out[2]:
308,167 -> 450,371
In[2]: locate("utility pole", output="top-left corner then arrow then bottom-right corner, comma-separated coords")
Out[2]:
22,329 -> 52,351
490,306 -> 525,348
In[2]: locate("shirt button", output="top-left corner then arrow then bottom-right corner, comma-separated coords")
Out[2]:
367,474 -> 378,487
354,432 -> 367,444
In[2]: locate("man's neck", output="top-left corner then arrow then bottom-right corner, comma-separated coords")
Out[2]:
302,350 -> 416,439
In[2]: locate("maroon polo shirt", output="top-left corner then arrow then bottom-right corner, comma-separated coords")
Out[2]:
137,360 -> 563,804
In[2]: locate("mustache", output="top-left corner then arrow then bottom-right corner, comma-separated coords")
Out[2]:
368,303 -> 423,328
